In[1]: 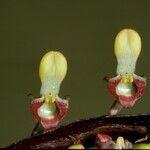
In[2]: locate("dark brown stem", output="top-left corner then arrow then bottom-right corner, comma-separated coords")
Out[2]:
7,114 -> 150,149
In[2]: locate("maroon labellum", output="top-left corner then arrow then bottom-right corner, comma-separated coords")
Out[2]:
107,74 -> 146,108
31,97 -> 68,129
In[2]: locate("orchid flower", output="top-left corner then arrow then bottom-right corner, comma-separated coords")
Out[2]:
107,29 -> 146,114
31,51 -> 68,129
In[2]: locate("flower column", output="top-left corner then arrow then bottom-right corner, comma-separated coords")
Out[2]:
31,51 -> 68,129
107,29 -> 146,115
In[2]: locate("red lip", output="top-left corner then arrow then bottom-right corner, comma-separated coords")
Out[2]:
31,97 -> 69,129
107,74 -> 146,108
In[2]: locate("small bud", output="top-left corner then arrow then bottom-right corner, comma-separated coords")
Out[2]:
116,136 -> 125,149
115,136 -> 133,149
39,51 -> 67,96
114,29 -> 141,74
133,143 -> 150,149
68,144 -> 85,149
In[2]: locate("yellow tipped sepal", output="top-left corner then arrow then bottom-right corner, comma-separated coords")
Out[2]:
68,144 -> 85,149
39,51 -> 67,96
114,29 -> 141,75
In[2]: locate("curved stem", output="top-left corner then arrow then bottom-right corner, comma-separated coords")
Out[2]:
7,114 -> 150,149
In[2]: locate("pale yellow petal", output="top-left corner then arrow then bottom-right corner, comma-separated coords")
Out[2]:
39,51 -> 67,96
114,29 -> 141,74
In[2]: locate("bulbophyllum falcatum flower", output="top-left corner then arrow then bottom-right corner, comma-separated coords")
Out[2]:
31,51 -> 68,129
107,29 -> 146,110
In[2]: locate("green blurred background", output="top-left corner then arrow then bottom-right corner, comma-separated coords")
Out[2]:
0,0 -> 150,147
